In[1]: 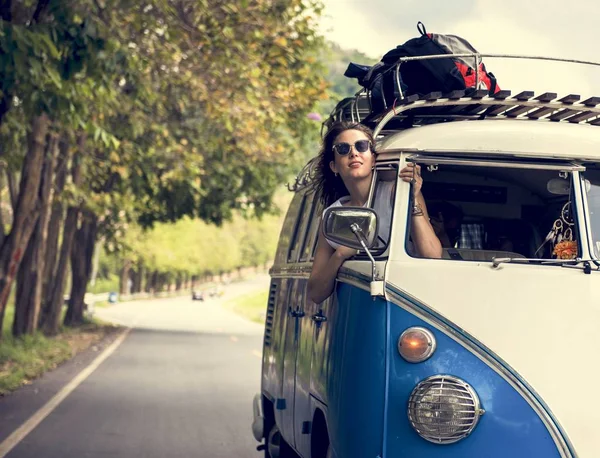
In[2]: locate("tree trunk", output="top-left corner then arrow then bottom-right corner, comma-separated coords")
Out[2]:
159,273 -> 167,292
64,210 -> 98,326
155,273 -> 163,292
6,169 -> 18,214
132,264 -> 143,293
42,134 -> 70,307
0,114 -> 50,338
41,135 -> 84,335
14,231 -> 35,337
119,259 -> 132,296
175,274 -> 182,291
89,239 -> 102,288
0,164 -> 6,249
145,270 -> 154,293
14,134 -> 58,336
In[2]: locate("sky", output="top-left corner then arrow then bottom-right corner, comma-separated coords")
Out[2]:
319,0 -> 600,96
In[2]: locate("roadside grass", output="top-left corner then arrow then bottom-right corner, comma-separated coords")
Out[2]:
223,290 -> 268,324
88,274 -> 119,295
93,300 -> 110,308
0,304 -> 119,396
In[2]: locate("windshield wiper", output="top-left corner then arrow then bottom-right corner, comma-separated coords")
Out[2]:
492,257 -> 599,273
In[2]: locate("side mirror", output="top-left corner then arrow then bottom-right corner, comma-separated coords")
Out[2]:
322,207 -> 378,251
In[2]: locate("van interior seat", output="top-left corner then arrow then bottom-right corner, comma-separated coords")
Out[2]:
442,248 -> 526,262
481,218 -> 543,258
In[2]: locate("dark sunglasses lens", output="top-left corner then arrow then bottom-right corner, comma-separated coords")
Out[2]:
334,143 -> 351,155
355,140 -> 370,153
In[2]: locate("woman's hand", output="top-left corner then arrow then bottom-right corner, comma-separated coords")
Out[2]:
399,163 -> 423,197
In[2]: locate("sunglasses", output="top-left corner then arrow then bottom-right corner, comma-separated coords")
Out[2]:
332,139 -> 372,156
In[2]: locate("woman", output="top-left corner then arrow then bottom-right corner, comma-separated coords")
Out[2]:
307,121 -> 442,304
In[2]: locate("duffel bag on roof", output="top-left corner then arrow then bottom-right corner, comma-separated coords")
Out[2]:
344,22 -> 500,117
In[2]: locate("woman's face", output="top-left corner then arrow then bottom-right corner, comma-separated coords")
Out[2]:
329,129 -> 375,183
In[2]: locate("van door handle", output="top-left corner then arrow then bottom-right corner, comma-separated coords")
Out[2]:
289,307 -> 305,318
312,313 -> 327,323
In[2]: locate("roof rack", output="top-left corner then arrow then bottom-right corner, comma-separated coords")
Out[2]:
322,53 -> 600,137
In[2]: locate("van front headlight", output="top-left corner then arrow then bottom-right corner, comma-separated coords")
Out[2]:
408,375 -> 484,444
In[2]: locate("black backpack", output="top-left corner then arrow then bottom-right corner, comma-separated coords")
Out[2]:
344,22 -> 500,116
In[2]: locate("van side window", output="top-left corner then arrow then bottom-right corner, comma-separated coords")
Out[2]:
299,193 -> 324,262
583,167 -> 600,258
369,165 -> 398,251
287,193 -> 309,263
409,160 -> 580,262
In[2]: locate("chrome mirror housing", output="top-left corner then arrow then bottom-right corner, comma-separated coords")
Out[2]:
322,207 -> 378,251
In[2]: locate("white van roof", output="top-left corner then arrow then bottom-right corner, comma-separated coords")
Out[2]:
378,119 -> 600,161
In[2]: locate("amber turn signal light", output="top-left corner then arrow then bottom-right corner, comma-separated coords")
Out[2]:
398,327 -> 436,363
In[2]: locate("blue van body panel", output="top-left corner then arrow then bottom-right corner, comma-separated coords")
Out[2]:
384,299 -> 561,457
313,283 -> 387,458
263,276 -> 563,457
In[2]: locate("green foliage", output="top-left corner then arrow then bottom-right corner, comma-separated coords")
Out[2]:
82,0 -> 330,232
88,273 -> 119,294
286,41 -> 379,166
2,304 -> 14,338
0,0 -> 330,251
98,188 -> 292,285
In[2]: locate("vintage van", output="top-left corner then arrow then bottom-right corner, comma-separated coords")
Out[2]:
251,56 -> 600,458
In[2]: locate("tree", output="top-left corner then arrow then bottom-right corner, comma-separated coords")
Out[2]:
0,0 -> 115,335
1,0 -> 329,334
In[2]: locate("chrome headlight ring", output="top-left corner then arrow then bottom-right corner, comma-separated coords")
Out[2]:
408,374 -> 484,444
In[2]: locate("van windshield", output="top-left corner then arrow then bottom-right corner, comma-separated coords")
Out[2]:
409,160 -> 579,263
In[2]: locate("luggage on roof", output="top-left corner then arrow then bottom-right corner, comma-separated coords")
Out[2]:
344,22 -> 500,117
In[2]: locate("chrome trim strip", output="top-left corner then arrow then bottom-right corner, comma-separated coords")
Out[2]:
406,155 -> 585,171
269,265 -> 373,289
380,148 -> 600,163
386,283 -> 576,458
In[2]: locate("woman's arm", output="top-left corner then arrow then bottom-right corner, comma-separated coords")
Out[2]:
411,193 -> 443,258
399,163 -> 443,259
308,226 -> 356,304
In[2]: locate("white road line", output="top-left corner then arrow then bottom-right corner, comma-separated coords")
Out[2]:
252,350 -> 262,358
0,327 -> 132,457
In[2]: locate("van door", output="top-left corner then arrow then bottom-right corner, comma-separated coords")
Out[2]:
278,191 -> 316,448
292,194 -> 323,457
280,279 -> 303,447
290,283 -> 316,456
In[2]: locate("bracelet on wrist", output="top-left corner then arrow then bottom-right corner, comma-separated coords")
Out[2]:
412,203 -> 424,216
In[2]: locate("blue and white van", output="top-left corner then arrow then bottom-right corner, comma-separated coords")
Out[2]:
252,55 -> 600,458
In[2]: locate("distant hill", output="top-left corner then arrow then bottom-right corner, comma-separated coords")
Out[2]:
319,42 -> 378,116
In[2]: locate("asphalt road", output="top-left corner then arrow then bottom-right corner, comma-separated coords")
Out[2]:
0,274 -> 270,458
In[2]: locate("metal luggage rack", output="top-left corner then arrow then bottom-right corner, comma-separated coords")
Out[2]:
322,53 -> 600,138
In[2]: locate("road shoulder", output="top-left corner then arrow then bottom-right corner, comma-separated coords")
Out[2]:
0,326 -> 124,445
